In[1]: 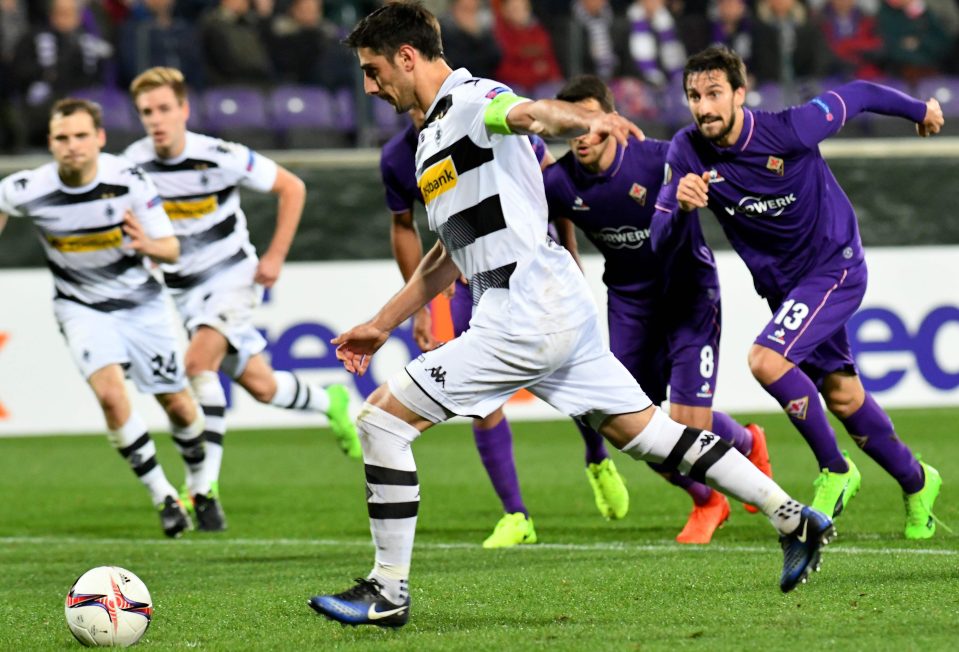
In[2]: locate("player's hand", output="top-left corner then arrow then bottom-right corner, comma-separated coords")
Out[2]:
412,307 -> 438,351
122,210 -> 148,253
254,251 -> 284,288
676,172 -> 711,211
583,111 -> 645,148
331,322 -> 391,376
917,98 -> 944,137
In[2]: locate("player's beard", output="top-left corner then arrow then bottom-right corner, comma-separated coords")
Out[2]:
698,108 -> 737,144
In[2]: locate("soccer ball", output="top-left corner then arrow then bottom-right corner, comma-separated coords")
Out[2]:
64,566 -> 153,647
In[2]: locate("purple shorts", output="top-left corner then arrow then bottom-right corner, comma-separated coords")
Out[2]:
756,264 -> 865,384
450,278 -> 473,337
608,288 -> 721,408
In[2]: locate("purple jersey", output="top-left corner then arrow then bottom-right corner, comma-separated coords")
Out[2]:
380,128 -> 549,214
655,81 -> 927,298
543,136 -> 718,299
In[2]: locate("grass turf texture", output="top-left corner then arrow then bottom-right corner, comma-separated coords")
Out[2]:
2,408 -> 958,650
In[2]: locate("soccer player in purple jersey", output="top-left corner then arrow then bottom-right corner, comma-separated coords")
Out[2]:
543,75 -> 773,544
655,45 -> 944,539
381,107 -> 630,548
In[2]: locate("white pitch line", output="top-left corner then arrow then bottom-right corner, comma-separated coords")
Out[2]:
0,536 -> 955,556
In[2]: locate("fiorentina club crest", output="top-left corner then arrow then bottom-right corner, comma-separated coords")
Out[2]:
628,182 -> 647,206
766,156 -> 785,176
785,396 -> 809,420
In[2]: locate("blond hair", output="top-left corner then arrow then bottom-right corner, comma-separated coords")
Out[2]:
129,67 -> 188,104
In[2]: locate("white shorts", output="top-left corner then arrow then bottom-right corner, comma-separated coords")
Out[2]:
170,258 -> 267,378
54,294 -> 187,394
391,314 -> 652,428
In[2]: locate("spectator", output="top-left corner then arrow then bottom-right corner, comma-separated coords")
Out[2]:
199,0 -> 274,86
11,0 -> 114,145
440,0 -> 501,78
818,0 -> 882,80
493,0 -> 563,92
710,0 -> 754,67
876,0 -> 953,81
751,0 -> 833,84
119,0 -> 206,87
625,0 -> 687,88
269,0 -> 354,89
0,0 -> 28,151
567,0 -> 631,80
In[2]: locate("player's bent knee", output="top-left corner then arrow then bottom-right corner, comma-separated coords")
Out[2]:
748,346 -> 789,385
156,390 -> 197,426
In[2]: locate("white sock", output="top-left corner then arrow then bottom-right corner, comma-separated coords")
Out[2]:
357,402 -> 422,604
171,415 -> 210,495
270,371 -> 331,413
109,413 -> 176,505
622,408 -> 796,533
191,371 -> 226,487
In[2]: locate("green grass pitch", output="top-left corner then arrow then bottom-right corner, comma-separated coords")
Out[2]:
2,408 -> 958,650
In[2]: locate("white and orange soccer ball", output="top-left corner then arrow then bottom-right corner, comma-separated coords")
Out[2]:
64,566 -> 153,647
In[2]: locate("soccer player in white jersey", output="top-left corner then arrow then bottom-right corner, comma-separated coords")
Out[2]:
123,68 -> 362,530
0,98 -> 207,538
308,2 -> 837,627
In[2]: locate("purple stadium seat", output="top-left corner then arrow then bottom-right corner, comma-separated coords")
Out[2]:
916,77 -> 959,118
331,88 -> 357,132
372,95 -> 405,141
269,85 -> 351,148
202,86 -> 274,149
530,79 -> 564,100
746,82 -> 786,112
71,86 -> 141,151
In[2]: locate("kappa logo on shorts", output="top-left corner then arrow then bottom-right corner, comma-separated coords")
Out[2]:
785,396 -> 809,420
426,365 -> 447,388
697,432 -> 716,453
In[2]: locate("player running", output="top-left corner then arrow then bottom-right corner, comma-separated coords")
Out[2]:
655,45 -> 943,538
0,98 -> 205,538
543,75 -> 772,544
308,2 -> 834,628
124,67 -> 361,531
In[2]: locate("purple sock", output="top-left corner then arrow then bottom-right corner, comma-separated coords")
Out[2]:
473,418 -> 527,515
647,462 -> 713,506
573,418 -> 609,465
840,393 -> 924,493
764,367 -> 848,472
710,411 -> 752,456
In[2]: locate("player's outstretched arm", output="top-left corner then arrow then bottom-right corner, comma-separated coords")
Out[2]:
256,166 -> 306,288
391,208 -> 437,351
0,213 -> 7,237
553,217 -> 584,272
122,210 -> 179,263
504,99 -> 644,147
332,240 -> 459,375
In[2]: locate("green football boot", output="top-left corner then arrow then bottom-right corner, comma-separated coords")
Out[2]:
904,461 -> 942,540
482,512 -> 537,549
325,384 -> 362,459
811,451 -> 861,519
585,458 -> 629,520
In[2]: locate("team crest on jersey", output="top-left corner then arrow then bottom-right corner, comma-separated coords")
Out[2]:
419,158 -> 457,204
163,196 -> 217,220
628,183 -> 647,206
766,156 -> 784,176
785,396 -> 809,420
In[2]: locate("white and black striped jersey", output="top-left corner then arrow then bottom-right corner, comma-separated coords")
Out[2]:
0,154 -> 172,310
415,68 -> 594,334
123,132 -> 278,291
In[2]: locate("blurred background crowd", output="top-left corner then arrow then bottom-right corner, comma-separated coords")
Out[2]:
1,0 -> 957,152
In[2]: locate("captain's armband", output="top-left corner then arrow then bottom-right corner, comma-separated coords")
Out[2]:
483,92 -> 528,135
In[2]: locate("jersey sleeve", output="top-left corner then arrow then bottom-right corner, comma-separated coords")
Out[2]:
469,83 -> 531,147
786,80 -> 929,150
216,141 -> 279,192
380,156 -> 416,214
528,134 -> 549,166
653,138 -> 692,217
124,164 -> 174,239
0,174 -> 25,217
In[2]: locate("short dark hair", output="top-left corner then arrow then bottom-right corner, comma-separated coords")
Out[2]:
50,98 -> 103,130
556,75 -> 616,113
343,1 -> 443,61
683,45 -> 747,93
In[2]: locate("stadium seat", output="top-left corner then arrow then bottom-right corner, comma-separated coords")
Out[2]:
657,75 -> 691,133
609,77 -> 666,138
331,88 -> 358,133
916,76 -> 959,118
202,86 -> 275,150
371,95 -> 406,142
72,86 -> 142,152
269,85 -> 351,149
186,89 -> 204,132
746,82 -> 786,112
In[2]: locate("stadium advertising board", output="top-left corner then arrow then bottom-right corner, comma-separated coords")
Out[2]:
1,247 -> 957,435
